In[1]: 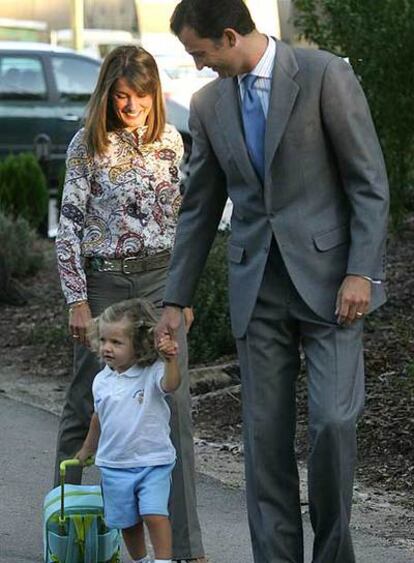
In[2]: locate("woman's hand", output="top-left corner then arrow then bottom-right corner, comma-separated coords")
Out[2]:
183,307 -> 194,334
69,301 -> 92,347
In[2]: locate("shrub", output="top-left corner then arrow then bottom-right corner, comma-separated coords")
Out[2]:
0,152 -> 48,229
0,209 -> 43,278
293,0 -> 414,227
188,230 -> 236,364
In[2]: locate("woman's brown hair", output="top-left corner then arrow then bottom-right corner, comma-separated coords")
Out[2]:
88,298 -> 160,367
84,45 -> 166,155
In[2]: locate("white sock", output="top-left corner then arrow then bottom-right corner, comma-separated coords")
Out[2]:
153,559 -> 172,563
134,558 -> 151,563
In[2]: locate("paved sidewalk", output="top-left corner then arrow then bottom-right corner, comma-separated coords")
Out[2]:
0,395 -> 413,562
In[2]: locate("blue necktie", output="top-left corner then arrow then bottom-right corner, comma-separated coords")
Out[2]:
241,74 -> 266,182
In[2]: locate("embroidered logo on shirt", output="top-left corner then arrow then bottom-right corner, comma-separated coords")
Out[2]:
133,389 -> 145,403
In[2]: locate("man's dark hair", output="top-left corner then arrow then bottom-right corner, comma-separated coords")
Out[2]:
170,0 -> 256,39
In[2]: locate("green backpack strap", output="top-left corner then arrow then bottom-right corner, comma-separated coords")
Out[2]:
68,514 -> 97,562
64,519 -> 79,563
84,516 -> 98,563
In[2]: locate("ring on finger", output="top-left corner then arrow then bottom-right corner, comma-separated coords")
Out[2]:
72,334 -> 80,339
356,311 -> 364,318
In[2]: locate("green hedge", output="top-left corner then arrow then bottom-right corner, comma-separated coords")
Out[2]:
188,231 -> 236,364
0,152 -> 48,228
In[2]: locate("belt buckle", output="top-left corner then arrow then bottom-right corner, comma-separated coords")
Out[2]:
122,256 -> 137,275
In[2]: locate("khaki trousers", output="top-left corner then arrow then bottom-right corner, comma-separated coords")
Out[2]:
53,265 -> 204,560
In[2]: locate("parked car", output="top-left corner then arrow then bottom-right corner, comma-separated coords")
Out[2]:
0,41 -> 193,194
0,42 -> 99,194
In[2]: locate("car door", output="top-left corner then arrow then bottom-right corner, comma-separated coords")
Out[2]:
0,52 -> 54,160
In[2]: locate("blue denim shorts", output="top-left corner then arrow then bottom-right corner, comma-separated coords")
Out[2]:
100,462 -> 175,529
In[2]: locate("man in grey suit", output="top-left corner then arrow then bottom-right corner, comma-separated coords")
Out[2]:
156,1 -> 389,561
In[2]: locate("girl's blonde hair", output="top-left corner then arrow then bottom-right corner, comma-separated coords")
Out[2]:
84,45 -> 166,156
89,298 -> 159,367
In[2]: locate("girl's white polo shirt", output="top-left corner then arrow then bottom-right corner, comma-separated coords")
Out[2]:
93,360 -> 176,468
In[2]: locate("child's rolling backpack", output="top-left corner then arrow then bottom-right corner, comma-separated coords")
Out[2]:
43,459 -> 121,563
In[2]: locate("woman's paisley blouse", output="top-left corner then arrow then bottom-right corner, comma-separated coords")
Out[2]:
56,124 -> 183,304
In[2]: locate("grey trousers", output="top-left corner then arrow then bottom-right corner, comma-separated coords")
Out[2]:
53,265 -> 204,560
236,241 -> 364,563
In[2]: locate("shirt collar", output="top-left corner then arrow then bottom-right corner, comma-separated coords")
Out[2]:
237,35 -> 276,86
112,126 -> 148,146
108,360 -> 162,378
105,364 -> 142,378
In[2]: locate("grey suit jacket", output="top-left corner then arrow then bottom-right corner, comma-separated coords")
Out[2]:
164,40 -> 389,338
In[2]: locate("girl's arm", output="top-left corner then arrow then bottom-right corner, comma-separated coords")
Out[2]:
158,336 -> 181,393
75,412 -> 100,463
161,356 -> 181,393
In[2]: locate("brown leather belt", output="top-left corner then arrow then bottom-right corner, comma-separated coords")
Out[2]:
85,250 -> 171,275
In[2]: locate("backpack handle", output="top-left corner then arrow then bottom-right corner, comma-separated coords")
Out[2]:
59,458 -> 94,529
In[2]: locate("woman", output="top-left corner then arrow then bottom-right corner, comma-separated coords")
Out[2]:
55,45 -> 206,563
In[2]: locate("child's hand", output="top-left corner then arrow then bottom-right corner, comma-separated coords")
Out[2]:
157,335 -> 179,360
75,447 -> 94,465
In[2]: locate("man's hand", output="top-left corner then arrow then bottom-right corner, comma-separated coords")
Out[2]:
69,302 -> 92,347
155,305 -> 182,345
335,275 -> 371,326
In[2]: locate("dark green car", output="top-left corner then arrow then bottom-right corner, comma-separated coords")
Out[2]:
0,42 -> 101,194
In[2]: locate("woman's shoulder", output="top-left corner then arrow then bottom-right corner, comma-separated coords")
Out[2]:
67,127 -> 88,152
162,123 -> 182,144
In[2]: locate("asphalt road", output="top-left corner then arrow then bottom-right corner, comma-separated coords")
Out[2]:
0,395 -> 413,562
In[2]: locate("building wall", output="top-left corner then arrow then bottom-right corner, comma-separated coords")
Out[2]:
0,0 -> 139,32
135,0 -> 175,34
0,0 -> 306,46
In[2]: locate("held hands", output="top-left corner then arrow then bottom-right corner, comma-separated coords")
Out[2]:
69,301 -> 92,347
155,305 -> 182,350
335,275 -> 371,326
157,334 -> 179,361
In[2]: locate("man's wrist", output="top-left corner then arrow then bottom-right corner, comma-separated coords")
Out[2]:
347,274 -> 382,285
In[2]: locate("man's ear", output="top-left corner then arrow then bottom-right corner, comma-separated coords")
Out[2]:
223,28 -> 238,48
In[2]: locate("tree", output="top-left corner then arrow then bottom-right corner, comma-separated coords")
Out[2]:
293,0 -> 414,225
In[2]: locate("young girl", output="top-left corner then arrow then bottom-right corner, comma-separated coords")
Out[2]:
76,298 -> 180,563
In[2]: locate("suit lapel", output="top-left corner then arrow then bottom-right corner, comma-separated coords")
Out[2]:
265,41 -> 300,178
216,78 -> 260,186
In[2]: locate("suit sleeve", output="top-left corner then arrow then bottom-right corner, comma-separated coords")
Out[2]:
321,56 -> 389,280
164,96 -> 228,306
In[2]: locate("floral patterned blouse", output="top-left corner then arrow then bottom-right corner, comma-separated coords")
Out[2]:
56,124 -> 183,304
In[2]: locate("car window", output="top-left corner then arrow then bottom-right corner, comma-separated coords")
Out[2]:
0,56 -> 47,100
52,55 -> 100,101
